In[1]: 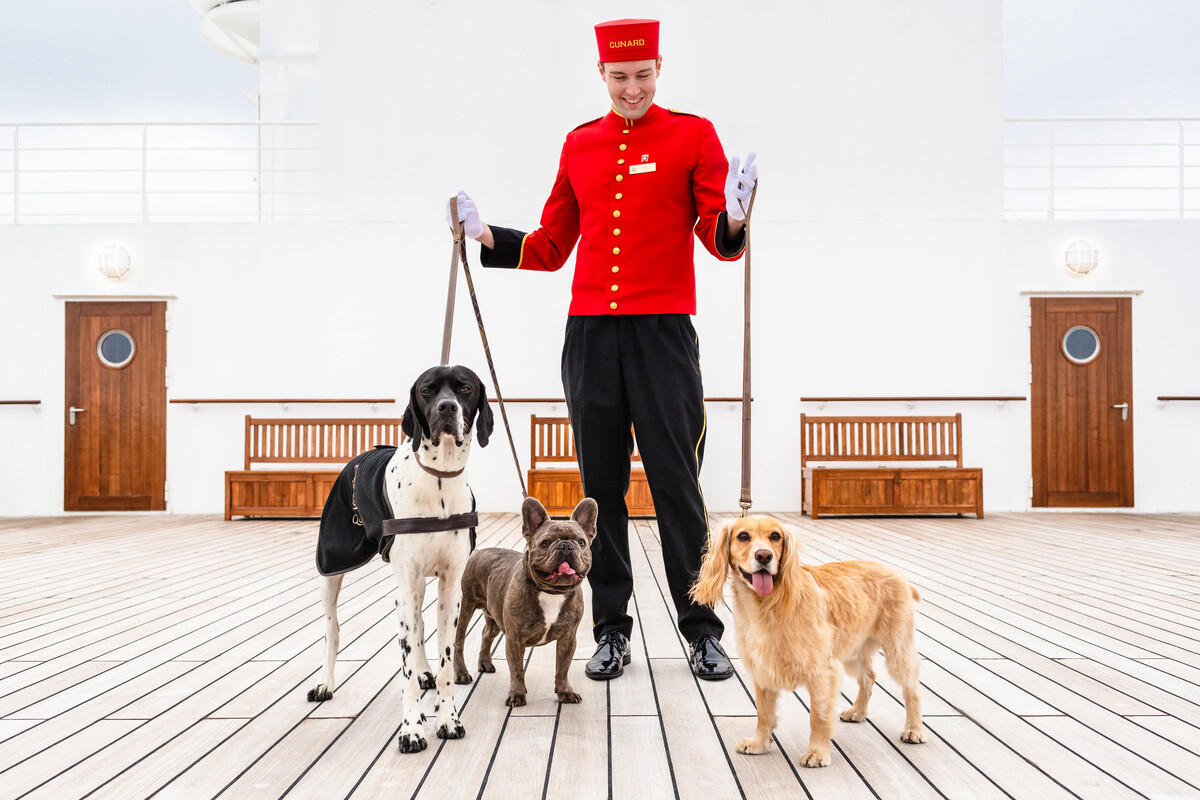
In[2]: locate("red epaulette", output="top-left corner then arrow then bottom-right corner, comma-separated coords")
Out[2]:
667,108 -> 704,119
571,116 -> 603,131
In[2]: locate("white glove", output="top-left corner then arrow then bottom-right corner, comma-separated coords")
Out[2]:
445,190 -> 484,240
724,151 -> 758,221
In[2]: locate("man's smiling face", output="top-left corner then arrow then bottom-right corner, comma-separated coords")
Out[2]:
599,57 -> 661,121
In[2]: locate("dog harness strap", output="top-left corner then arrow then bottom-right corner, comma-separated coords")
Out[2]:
739,182 -> 758,517
470,491 -> 477,551
382,512 -> 480,536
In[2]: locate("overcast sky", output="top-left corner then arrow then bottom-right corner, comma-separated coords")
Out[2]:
1,0 -> 1198,122
1003,0 -> 1200,118
0,0 -> 257,122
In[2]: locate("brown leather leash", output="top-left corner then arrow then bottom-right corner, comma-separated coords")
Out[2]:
440,198 -> 462,366
442,196 -> 528,499
739,182 -> 758,517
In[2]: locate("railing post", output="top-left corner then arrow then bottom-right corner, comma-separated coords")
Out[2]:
1047,120 -> 1055,221
12,125 -> 18,224
1180,119 -> 1186,219
257,121 -> 263,223
141,124 -> 149,223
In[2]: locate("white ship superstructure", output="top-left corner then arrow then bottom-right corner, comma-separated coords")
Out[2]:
1,1 -> 1197,516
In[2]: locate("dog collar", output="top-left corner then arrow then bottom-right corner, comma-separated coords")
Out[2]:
414,451 -> 465,479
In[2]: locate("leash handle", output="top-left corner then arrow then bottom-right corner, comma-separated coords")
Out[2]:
442,195 -> 528,499
459,257 -> 528,499
738,181 -> 758,517
441,197 -> 463,366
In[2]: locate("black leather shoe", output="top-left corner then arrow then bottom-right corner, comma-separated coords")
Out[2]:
585,632 -> 631,680
689,634 -> 734,681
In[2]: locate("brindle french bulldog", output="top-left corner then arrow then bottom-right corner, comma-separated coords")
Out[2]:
452,496 -> 596,706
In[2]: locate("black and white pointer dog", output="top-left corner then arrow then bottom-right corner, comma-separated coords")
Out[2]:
307,365 -> 493,753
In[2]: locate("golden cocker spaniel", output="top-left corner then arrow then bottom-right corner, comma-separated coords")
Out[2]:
691,516 -> 926,767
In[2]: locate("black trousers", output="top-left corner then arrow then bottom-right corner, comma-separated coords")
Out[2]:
561,314 -> 723,644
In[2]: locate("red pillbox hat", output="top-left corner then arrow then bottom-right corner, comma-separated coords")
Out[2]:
594,18 -> 660,62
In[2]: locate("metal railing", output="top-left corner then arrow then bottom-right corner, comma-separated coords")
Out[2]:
1005,117 -> 1200,220
6,119 -> 1194,224
0,122 -> 318,223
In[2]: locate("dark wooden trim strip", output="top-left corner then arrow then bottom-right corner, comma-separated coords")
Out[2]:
171,397 -> 751,405
0,400 -> 41,405
801,396 -> 1027,402
170,398 -> 395,404
488,397 -> 750,404
1158,396 -> 1200,401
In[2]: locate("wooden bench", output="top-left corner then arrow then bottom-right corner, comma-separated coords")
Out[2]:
225,416 -> 405,519
801,413 -> 983,519
527,416 -> 655,517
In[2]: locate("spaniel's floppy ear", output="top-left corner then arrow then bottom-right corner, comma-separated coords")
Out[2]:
473,376 -> 494,447
401,380 -> 430,452
769,523 -> 805,609
690,520 -> 732,607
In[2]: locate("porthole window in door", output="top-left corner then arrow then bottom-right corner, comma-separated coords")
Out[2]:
1062,325 -> 1100,365
97,329 -> 136,368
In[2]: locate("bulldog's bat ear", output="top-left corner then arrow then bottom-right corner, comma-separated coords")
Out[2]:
571,497 -> 598,540
522,496 -> 549,539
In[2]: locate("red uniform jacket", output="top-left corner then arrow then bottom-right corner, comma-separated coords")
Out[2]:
481,103 -> 745,315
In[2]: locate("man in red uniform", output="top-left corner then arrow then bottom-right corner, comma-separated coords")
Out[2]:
448,18 -> 756,681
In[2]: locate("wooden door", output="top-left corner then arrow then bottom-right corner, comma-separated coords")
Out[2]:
65,302 -> 167,511
1030,297 -> 1133,507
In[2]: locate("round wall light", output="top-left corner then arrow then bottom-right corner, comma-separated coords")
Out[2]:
97,245 -> 132,281
1065,240 -> 1099,276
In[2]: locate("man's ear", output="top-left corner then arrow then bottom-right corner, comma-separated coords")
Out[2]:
655,55 -> 662,75
522,496 -> 549,539
597,60 -> 606,80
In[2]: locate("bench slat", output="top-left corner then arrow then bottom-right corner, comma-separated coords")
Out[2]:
243,416 -> 405,465
801,414 -> 963,467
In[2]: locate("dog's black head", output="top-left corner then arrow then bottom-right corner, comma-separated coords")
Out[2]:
401,365 -> 494,451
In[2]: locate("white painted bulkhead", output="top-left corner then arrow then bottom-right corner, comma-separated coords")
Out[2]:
2,1 -> 1198,515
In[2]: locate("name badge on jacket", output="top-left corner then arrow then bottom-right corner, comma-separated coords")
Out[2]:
629,163 -> 657,175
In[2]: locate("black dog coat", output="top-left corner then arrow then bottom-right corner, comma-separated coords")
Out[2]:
316,446 -> 477,576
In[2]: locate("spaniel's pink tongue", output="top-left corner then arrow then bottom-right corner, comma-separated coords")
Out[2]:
751,571 -> 774,596
556,562 -> 576,576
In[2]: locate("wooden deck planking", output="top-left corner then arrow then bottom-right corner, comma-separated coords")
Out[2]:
815,520 -> 1200,687
609,716 -> 675,800
0,512 -> 1197,798
543,674 -> 608,800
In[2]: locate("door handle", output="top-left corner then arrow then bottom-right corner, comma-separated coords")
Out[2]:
1111,402 -> 1129,421
69,406 -> 86,425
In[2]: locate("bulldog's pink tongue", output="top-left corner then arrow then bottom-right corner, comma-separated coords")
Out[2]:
751,571 -> 774,596
556,562 -> 576,576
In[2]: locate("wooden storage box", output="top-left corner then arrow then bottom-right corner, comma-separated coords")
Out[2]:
800,414 -> 983,519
